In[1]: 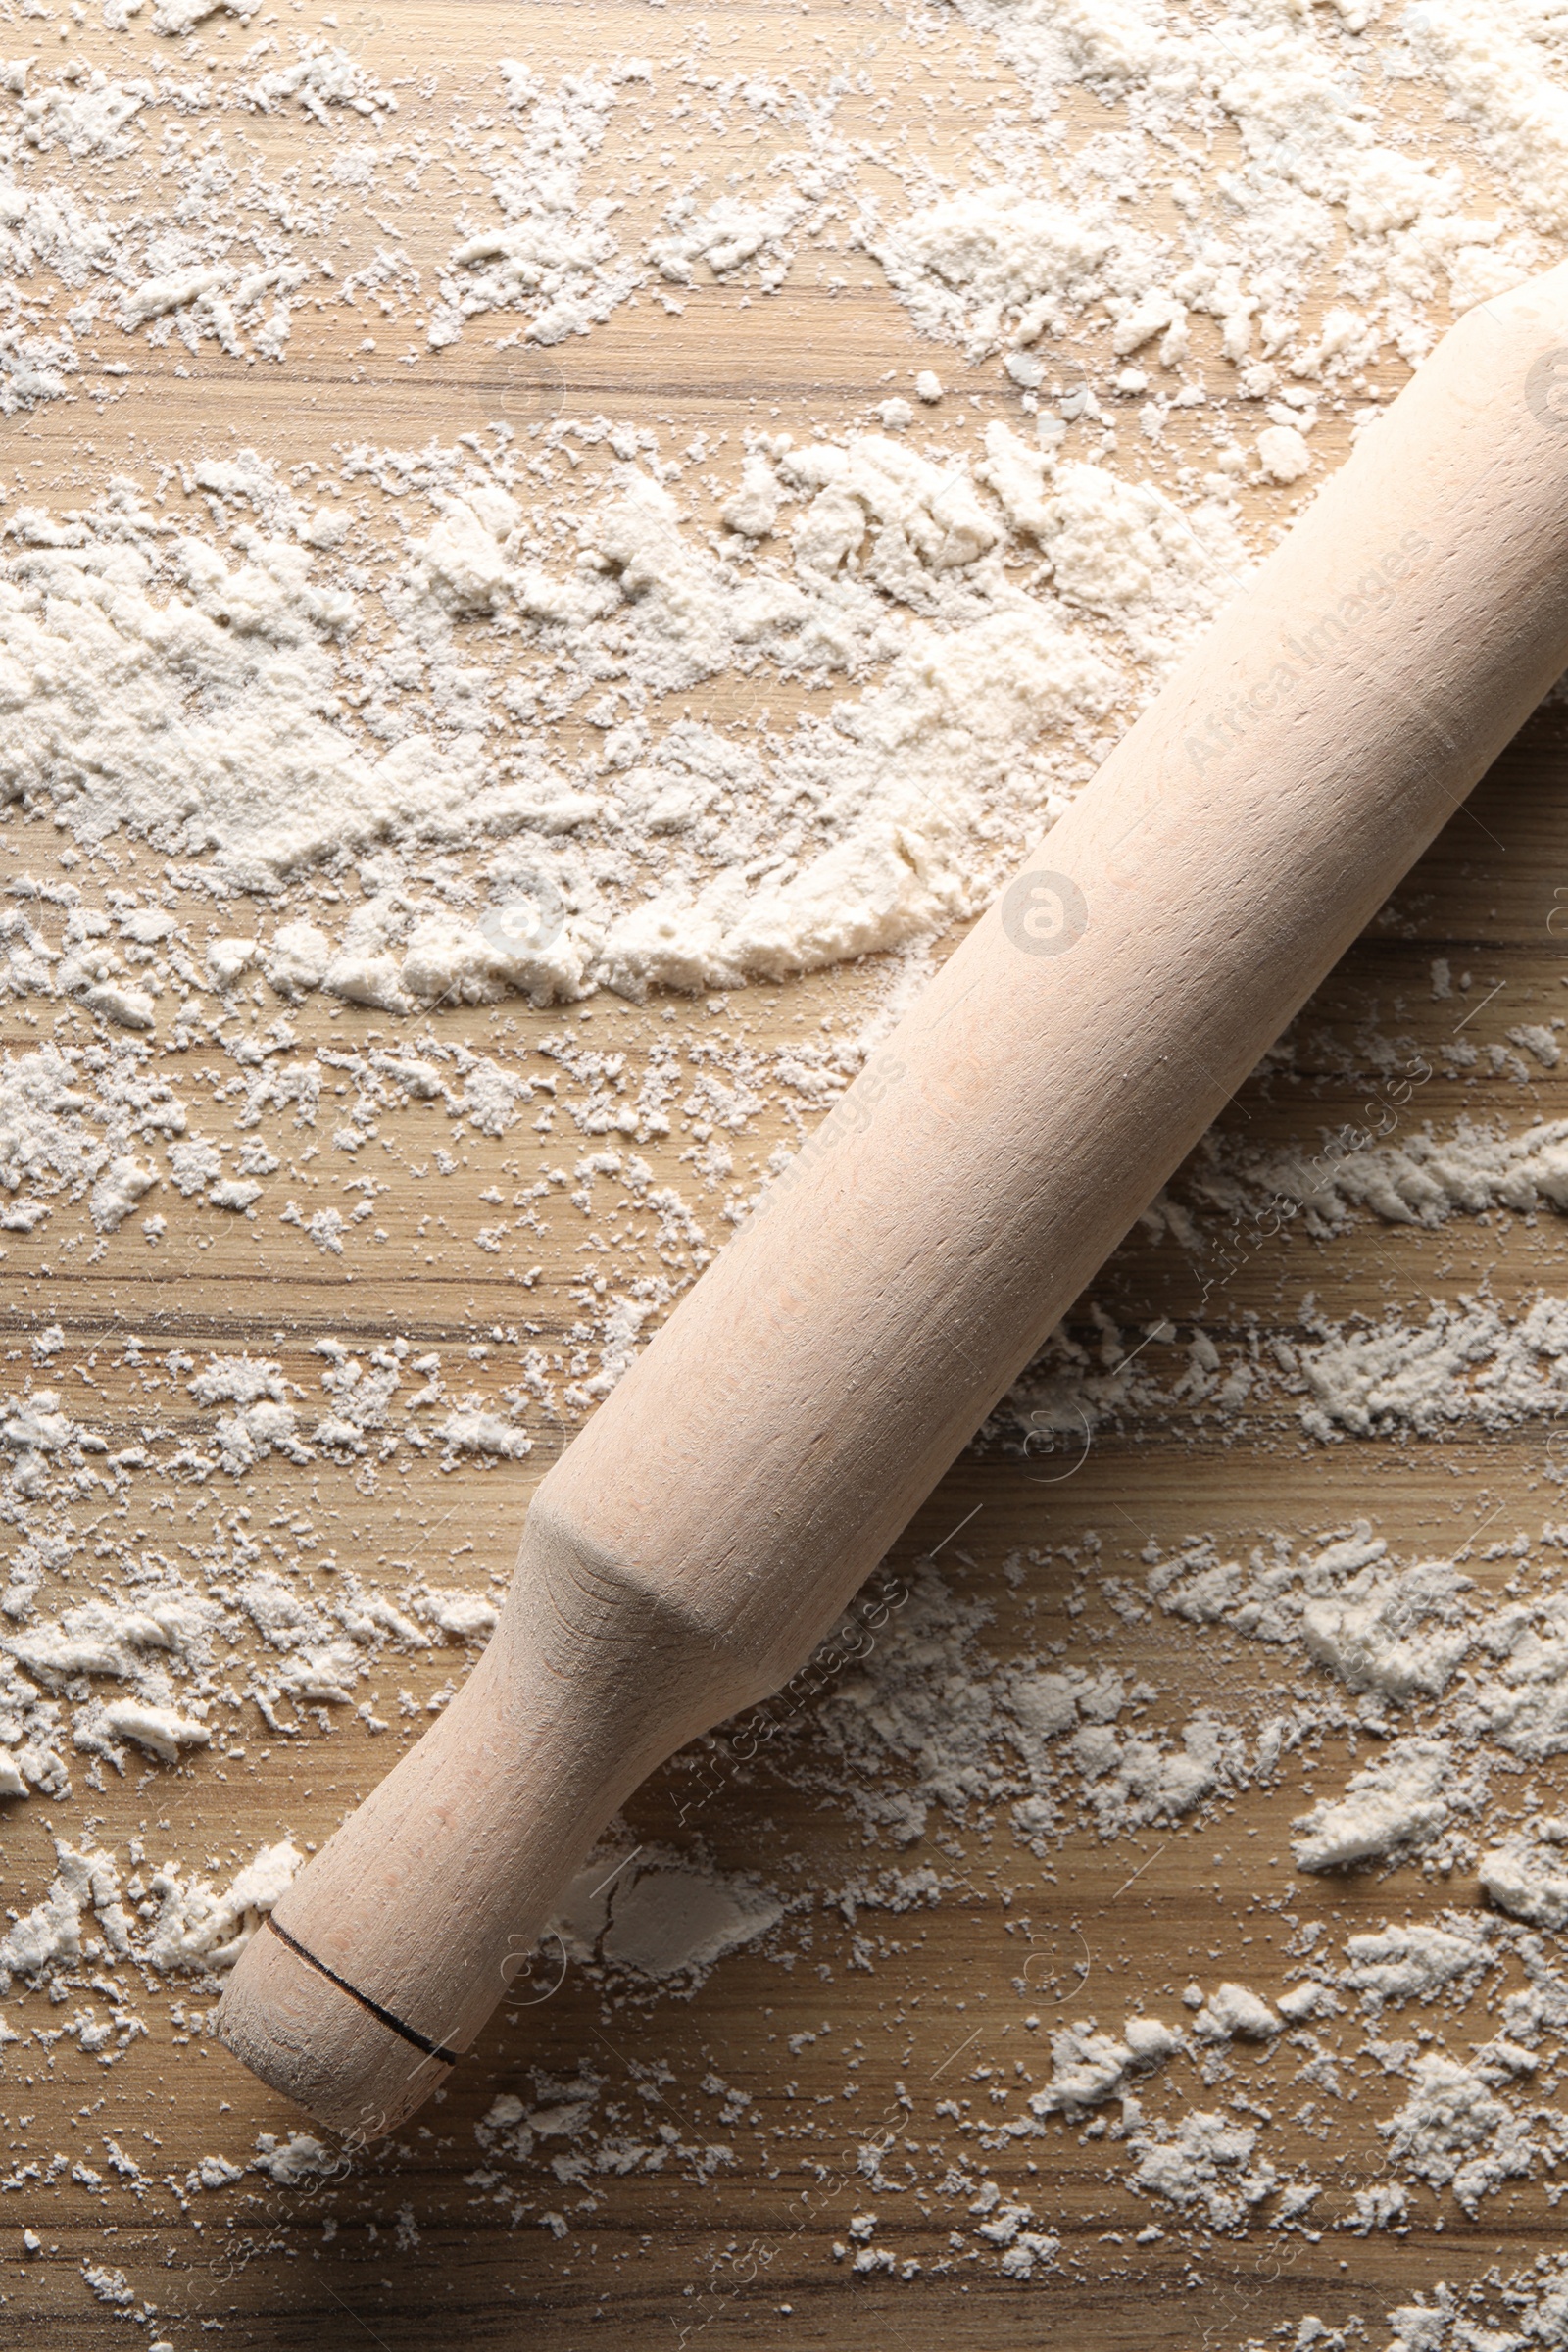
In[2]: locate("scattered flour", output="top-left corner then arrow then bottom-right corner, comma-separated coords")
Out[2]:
1291,1740 -> 1472,1874
1172,1115 -> 1568,1239
1027,2014 -> 1183,2116
8,1 -> 1568,2332
1480,1827 -> 1568,1930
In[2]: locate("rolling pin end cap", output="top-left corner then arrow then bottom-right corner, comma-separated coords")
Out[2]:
215,1918 -> 453,2143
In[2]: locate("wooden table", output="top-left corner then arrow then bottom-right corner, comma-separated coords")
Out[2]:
6,3 -> 1567,2344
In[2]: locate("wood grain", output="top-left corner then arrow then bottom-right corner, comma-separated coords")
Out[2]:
5,3 -> 1568,2345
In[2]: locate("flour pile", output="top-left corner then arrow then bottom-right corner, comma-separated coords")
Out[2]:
0,424 -> 1227,1011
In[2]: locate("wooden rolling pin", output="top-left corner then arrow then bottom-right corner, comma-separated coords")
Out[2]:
218,263 -> 1568,2141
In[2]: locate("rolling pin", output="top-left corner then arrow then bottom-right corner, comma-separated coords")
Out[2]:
218,262 -> 1568,2141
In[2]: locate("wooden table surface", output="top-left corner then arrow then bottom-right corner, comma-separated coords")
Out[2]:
5,3 -> 1567,2345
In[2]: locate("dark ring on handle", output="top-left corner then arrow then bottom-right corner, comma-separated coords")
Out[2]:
263,1917 -> 462,2066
